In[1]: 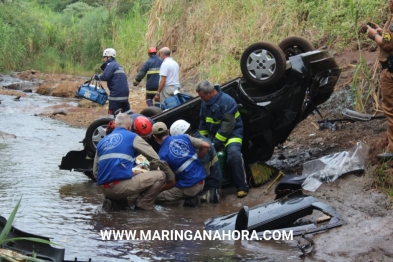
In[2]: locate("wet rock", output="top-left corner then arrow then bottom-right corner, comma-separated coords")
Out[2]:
36,82 -> 55,95
52,81 -> 79,98
16,69 -> 40,80
4,83 -> 21,90
52,110 -> 67,116
23,89 -> 32,93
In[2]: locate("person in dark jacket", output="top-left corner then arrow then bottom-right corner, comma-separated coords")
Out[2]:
196,80 -> 249,198
133,47 -> 162,107
95,48 -> 131,115
170,119 -> 222,203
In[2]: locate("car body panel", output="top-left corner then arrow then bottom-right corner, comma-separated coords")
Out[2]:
204,191 -> 346,237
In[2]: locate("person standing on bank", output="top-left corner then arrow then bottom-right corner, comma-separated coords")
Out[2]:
133,47 -> 162,107
93,113 -> 175,210
155,47 -> 180,104
196,80 -> 249,198
367,0 -> 393,160
95,48 -> 132,115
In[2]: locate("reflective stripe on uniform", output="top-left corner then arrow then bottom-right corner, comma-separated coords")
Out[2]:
175,154 -> 198,174
199,130 -> 209,136
206,117 -> 221,124
147,69 -> 160,75
210,155 -> 218,167
235,111 -> 240,118
114,69 -> 125,74
108,96 -> 129,101
98,153 -> 135,162
225,137 -> 242,146
146,90 -> 158,94
215,133 -> 227,142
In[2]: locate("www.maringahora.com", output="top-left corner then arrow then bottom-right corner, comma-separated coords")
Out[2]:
100,229 -> 293,241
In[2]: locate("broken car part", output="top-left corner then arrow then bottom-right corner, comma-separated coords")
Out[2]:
204,191 -> 345,237
0,216 -> 91,262
341,108 -> 385,121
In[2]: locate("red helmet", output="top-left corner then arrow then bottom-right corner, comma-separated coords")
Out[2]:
134,116 -> 153,137
147,47 -> 157,54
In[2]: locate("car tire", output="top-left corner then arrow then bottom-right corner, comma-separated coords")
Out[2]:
240,42 -> 286,87
84,117 -> 113,156
278,36 -> 315,60
140,107 -> 162,117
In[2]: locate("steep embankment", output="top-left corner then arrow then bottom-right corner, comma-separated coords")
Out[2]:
144,0 -> 386,86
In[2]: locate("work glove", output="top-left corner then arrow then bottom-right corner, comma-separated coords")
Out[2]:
132,80 -> 139,86
94,74 -> 100,81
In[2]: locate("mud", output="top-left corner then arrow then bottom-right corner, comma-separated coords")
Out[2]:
1,48 -> 393,261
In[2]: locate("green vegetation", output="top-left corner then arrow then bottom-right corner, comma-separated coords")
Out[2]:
347,0 -> 381,113
374,162 -> 393,198
0,0 -> 153,74
0,0 -> 389,81
0,197 -> 59,261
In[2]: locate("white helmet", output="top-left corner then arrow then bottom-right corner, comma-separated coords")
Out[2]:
170,120 -> 191,136
102,48 -> 116,57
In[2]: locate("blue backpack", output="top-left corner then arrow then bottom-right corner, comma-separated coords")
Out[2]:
161,93 -> 193,110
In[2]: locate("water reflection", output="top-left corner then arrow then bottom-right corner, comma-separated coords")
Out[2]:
0,86 -> 301,261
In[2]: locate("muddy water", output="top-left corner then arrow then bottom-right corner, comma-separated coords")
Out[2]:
0,77 -> 305,261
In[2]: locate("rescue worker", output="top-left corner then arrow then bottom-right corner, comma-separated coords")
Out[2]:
93,113 -> 175,210
106,113 -> 161,152
133,47 -> 162,107
152,122 -> 209,205
132,114 -> 161,152
196,80 -> 249,198
367,0 -> 393,160
170,120 -> 222,203
131,114 -> 154,140
94,48 -> 131,115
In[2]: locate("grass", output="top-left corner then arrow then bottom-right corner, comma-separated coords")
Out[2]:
0,197 -> 59,262
373,162 -> 393,199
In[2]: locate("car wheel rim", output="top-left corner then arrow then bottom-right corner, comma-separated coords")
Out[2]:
246,49 -> 276,80
92,125 -> 107,148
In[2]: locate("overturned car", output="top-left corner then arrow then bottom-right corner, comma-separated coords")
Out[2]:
60,36 -> 341,180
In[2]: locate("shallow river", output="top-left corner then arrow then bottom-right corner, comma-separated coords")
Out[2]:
0,76 -> 303,261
